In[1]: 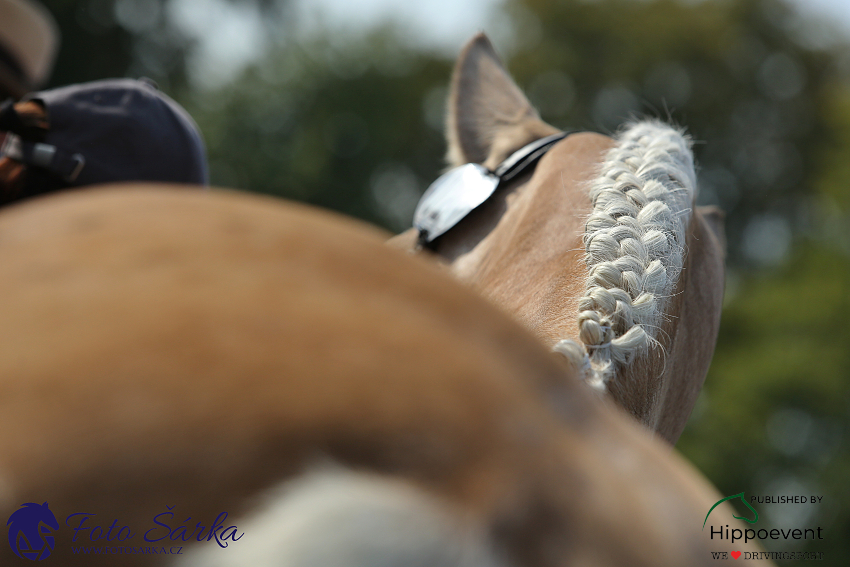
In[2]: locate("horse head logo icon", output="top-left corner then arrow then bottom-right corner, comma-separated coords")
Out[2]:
7,502 -> 59,560
703,492 -> 759,529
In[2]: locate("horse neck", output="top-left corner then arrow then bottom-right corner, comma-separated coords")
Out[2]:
635,208 -> 725,442
434,133 -> 613,346
427,130 -> 719,443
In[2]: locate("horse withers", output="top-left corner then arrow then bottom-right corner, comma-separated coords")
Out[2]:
390,34 -> 725,444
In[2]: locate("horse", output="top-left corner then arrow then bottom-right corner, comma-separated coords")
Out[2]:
390,34 -> 726,444
0,185 -> 765,567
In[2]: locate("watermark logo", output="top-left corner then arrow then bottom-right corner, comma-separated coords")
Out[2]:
703,492 -> 759,529
705,491 -> 827,561
7,502 -> 244,561
7,503 -> 59,561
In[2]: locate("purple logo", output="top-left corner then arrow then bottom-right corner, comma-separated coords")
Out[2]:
7,502 -> 59,560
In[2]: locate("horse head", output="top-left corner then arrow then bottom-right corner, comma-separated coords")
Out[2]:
390,34 -> 726,444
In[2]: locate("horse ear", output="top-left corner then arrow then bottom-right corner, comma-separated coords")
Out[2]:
696,206 -> 726,255
446,33 -> 559,169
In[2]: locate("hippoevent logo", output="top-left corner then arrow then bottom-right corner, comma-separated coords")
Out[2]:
7,503 -> 243,561
704,491 -> 826,561
7,503 -> 59,560
703,492 -> 759,529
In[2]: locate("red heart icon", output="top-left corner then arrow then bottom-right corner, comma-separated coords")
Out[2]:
731,551 -> 742,559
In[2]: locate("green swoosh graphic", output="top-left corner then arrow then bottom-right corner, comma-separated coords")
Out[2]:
703,492 -> 759,529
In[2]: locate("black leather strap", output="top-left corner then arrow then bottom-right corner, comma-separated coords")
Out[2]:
494,132 -> 569,181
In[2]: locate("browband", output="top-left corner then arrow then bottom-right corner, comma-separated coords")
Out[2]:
414,132 -> 569,247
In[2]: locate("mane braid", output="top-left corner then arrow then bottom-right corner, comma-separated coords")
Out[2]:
554,120 -> 696,390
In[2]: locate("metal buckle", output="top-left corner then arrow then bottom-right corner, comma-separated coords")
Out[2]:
1,132 -> 22,161
413,131 -> 569,245
413,163 -> 499,244
65,154 -> 85,182
31,143 -> 56,168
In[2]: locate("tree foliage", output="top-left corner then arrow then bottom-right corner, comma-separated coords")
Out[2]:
506,0 -> 840,268
185,29 -> 450,230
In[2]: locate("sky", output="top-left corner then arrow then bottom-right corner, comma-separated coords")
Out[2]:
803,0 -> 850,26
293,0 -> 500,51
167,0 -> 506,89
295,0 -> 850,51
166,0 -> 850,90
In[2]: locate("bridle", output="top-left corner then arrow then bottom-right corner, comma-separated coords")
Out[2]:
413,131 -> 570,249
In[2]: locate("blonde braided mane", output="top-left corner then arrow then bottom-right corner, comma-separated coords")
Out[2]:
554,121 -> 696,390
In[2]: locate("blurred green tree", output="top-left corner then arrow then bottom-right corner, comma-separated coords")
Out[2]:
506,0 -> 839,268
678,238 -> 849,560
38,0 -> 287,91
185,28 -> 450,230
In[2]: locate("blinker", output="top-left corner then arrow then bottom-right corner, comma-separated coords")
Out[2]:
414,132 -> 569,245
